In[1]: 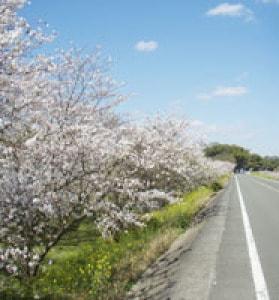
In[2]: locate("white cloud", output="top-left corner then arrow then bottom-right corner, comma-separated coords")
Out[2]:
190,120 -> 218,133
134,40 -> 158,52
197,86 -> 248,100
197,93 -> 213,101
206,3 -> 255,21
214,86 -> 248,97
190,120 -> 205,127
190,120 -> 260,147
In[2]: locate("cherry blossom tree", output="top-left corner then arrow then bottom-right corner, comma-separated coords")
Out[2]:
0,0 -> 124,279
0,0 -> 233,282
93,115 -> 234,235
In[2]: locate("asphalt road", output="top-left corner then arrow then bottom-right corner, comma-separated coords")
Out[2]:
128,175 -> 279,300
179,174 -> 279,300
209,175 -> 279,300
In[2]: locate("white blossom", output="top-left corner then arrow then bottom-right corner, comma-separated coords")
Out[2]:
0,0 -> 234,280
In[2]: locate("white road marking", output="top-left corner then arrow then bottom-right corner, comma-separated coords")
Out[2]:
235,176 -> 270,300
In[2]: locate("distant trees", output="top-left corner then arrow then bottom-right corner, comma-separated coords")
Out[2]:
247,154 -> 263,171
262,156 -> 279,171
205,143 -> 279,171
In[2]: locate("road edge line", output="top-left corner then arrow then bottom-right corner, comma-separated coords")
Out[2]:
235,175 -> 270,300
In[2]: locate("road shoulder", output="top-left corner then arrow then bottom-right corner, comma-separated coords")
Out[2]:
127,181 -> 232,300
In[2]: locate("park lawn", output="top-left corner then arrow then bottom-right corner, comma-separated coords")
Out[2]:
2,176 -> 230,300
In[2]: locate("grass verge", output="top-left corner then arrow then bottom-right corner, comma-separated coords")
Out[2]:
1,176 -> 230,300
252,172 -> 279,181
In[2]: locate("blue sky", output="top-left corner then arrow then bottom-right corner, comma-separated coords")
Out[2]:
22,1 -> 279,155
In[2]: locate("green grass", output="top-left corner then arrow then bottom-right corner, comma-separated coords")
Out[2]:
252,172 -> 279,181
149,186 -> 213,230
1,176 -> 230,300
